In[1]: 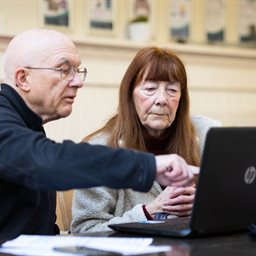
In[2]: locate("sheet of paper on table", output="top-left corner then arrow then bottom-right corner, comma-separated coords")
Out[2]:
0,235 -> 171,256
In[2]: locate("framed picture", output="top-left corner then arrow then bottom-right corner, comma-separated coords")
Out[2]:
205,0 -> 226,43
169,0 -> 191,43
126,0 -> 154,41
128,0 -> 152,22
238,0 -> 256,44
87,0 -> 118,36
40,0 -> 72,30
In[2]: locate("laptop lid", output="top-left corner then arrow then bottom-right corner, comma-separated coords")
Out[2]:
109,127 -> 256,237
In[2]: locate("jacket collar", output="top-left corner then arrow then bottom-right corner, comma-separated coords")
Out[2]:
0,83 -> 43,131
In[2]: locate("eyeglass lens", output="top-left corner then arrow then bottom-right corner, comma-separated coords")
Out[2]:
61,68 -> 87,82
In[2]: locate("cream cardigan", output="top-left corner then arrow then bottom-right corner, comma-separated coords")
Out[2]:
71,115 -> 221,233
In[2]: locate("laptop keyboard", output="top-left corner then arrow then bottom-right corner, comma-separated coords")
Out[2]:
109,217 -> 191,236
131,217 -> 190,232
161,217 -> 190,231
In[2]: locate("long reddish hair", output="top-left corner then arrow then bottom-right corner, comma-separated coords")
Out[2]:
85,47 -> 200,166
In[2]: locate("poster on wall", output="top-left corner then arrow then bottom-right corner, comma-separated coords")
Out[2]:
169,0 -> 191,43
205,0 -> 225,43
238,0 -> 256,43
127,0 -> 154,42
87,0 -> 117,36
41,0 -> 71,28
129,0 -> 152,21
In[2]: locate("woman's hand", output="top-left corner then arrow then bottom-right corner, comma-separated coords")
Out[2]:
145,186 -> 195,219
162,186 -> 195,216
145,187 -> 173,218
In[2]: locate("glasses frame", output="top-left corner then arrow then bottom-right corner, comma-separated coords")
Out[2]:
24,66 -> 87,82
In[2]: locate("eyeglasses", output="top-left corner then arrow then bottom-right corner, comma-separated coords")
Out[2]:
24,66 -> 87,82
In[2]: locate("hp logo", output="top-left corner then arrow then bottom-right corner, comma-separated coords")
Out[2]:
244,166 -> 256,184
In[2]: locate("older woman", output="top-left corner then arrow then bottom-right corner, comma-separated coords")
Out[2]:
71,47 -> 221,233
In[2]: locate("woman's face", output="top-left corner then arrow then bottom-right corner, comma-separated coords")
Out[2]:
133,80 -> 181,137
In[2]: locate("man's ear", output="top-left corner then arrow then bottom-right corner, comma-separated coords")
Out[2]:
15,67 -> 31,92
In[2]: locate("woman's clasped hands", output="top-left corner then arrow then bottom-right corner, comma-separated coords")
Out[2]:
145,186 -> 196,219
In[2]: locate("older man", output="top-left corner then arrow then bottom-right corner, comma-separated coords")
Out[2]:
0,29 -> 196,239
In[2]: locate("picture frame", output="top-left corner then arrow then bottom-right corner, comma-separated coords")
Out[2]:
205,0 -> 226,43
128,0 -> 153,22
126,0 -> 154,42
86,0 -> 118,36
39,0 -> 73,31
168,0 -> 191,43
238,0 -> 256,44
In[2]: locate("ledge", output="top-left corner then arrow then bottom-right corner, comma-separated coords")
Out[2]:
1,34 -> 256,60
71,35 -> 256,60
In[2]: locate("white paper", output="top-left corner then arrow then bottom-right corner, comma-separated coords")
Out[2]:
0,235 -> 171,256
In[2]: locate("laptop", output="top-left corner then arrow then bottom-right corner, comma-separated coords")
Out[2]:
109,127 -> 256,237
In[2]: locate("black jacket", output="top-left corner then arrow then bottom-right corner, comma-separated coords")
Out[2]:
0,83 -> 156,240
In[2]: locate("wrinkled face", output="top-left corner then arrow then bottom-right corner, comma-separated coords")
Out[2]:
24,42 -> 84,123
133,80 -> 181,137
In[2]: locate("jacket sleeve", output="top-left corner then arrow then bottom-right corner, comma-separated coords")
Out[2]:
71,187 -> 148,233
0,117 -> 156,192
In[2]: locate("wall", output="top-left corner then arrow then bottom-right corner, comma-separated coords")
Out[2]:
43,41 -> 256,142
0,0 -> 256,143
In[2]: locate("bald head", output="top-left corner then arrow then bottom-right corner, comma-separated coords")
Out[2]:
3,29 -> 77,85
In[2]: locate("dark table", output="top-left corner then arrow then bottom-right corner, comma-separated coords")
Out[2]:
82,230 -> 256,256
0,231 -> 255,256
